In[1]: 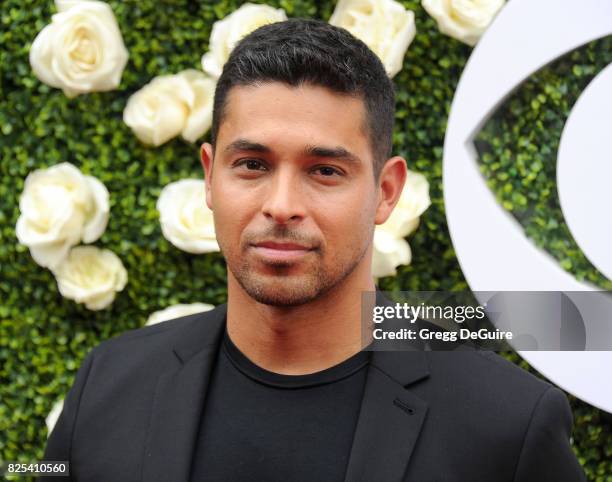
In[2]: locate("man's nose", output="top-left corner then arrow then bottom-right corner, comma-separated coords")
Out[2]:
261,168 -> 305,224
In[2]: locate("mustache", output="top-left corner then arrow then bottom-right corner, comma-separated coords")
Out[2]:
246,227 -> 319,249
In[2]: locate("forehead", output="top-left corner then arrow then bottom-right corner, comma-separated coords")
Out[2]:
217,82 -> 370,154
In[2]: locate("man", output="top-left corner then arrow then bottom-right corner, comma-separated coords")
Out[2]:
42,18 -> 586,482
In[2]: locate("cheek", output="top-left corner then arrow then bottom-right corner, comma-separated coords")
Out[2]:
318,199 -> 374,253
210,184 -> 250,246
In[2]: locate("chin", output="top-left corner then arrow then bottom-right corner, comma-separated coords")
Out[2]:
242,278 -> 322,307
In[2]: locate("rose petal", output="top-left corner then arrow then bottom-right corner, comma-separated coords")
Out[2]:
202,3 -> 287,78
81,175 -> 110,243
372,229 -> 412,278
156,179 -> 219,254
146,303 -> 215,326
178,70 -> 216,142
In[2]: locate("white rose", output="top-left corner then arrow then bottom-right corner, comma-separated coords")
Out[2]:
372,169 -> 431,278
329,0 -> 416,78
46,398 -> 64,437
201,3 -> 287,78
51,245 -> 128,310
422,0 -> 505,46
29,0 -> 128,98
145,303 -> 215,326
123,69 -> 216,146
16,162 -> 109,269
372,230 -> 412,278
156,179 -> 219,254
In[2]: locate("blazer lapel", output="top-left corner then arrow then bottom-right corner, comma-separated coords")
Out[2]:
344,350 -> 430,482
344,289 -> 431,482
141,303 -> 228,482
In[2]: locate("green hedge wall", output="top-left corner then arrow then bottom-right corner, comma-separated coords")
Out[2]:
0,1 -> 610,481
475,35 -> 612,291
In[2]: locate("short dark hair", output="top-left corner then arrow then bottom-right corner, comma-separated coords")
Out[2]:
210,18 -> 396,181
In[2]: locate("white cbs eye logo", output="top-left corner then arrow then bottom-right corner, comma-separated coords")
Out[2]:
443,0 -> 612,413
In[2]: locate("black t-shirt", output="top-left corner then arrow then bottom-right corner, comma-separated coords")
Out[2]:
189,327 -> 371,482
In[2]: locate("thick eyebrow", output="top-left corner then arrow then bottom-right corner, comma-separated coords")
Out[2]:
224,138 -> 271,155
304,144 -> 362,165
223,138 -> 363,165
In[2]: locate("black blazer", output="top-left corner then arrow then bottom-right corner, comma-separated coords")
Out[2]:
42,298 -> 586,482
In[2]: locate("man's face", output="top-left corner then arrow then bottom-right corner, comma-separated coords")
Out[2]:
201,82 -> 382,307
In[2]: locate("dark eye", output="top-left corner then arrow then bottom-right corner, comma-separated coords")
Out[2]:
236,159 -> 266,171
313,166 -> 342,177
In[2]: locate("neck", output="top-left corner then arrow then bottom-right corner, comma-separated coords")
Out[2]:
226,261 -> 377,375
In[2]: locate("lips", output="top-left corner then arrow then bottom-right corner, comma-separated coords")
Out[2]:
251,240 -> 315,263
254,241 -> 312,250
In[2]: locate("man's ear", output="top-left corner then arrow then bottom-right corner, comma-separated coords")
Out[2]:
200,142 -> 214,211
375,156 -> 407,225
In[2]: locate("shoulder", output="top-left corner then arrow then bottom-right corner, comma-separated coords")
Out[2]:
87,303 -> 227,367
95,311 -> 203,349
445,351 -> 584,480
418,349 -> 571,436
388,350 -> 584,480
425,349 -> 551,394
